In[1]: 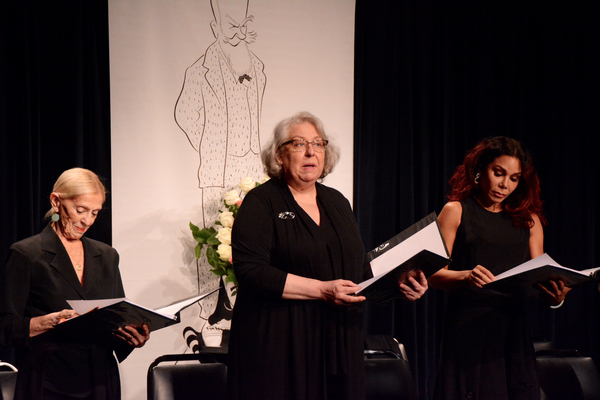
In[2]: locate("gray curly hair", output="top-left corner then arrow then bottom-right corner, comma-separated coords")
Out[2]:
261,111 -> 340,180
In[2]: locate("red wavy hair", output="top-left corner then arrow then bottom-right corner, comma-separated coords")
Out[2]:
448,137 -> 546,228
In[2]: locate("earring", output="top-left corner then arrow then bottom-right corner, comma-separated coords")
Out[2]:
51,213 -> 60,222
474,173 -> 480,185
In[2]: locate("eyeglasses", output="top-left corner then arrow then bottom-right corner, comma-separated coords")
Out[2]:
280,139 -> 329,153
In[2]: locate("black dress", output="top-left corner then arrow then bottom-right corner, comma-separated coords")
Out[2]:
0,224 -> 132,400
228,178 -> 372,400
433,197 -> 540,400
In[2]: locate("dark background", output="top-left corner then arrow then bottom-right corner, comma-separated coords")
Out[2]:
1,1 -> 598,398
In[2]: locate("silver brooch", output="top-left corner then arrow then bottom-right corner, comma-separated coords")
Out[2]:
278,211 -> 296,220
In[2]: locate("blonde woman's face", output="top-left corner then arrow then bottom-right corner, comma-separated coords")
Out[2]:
52,193 -> 104,240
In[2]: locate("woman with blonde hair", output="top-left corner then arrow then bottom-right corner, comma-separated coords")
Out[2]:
0,168 -> 149,400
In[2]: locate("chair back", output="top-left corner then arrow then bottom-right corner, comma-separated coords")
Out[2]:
0,361 -> 17,400
536,354 -> 600,400
364,335 -> 418,400
147,354 -> 227,400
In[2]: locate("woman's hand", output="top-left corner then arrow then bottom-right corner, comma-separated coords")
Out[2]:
467,265 -> 495,288
29,309 -> 79,337
320,279 -> 366,306
283,274 -> 366,305
398,270 -> 428,301
537,279 -> 572,306
114,323 -> 150,348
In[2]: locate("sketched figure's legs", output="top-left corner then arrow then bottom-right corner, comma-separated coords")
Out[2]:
198,186 -> 227,317
185,152 -> 264,351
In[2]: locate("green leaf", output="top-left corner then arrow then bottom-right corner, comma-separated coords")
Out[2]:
206,246 -> 222,265
189,221 -> 200,232
194,243 -> 203,259
210,268 -> 227,277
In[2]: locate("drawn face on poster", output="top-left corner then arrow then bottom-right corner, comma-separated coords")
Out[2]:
174,0 -> 266,350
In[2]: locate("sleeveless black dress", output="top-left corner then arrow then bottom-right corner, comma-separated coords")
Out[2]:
433,197 -> 540,400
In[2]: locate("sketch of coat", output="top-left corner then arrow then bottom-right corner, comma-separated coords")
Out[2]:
175,41 -> 266,188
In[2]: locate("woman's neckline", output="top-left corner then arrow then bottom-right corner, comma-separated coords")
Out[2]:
471,195 -> 504,214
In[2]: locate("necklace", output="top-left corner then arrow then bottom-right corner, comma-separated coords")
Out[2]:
65,244 -> 84,272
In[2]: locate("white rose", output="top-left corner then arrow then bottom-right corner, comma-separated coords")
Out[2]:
223,190 -> 241,206
216,227 -> 232,245
217,244 -> 232,261
261,174 -> 270,184
238,177 -> 255,193
219,210 -> 235,228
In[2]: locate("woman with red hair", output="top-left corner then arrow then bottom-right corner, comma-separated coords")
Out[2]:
430,137 -> 570,400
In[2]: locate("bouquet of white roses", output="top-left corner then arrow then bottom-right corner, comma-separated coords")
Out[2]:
189,177 -> 264,294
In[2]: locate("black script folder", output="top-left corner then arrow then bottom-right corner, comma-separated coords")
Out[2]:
485,253 -> 600,297
356,212 -> 451,303
54,289 -> 218,341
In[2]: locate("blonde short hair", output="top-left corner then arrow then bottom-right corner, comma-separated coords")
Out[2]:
45,168 -> 106,220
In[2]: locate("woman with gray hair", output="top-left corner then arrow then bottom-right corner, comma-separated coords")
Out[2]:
228,112 -> 428,400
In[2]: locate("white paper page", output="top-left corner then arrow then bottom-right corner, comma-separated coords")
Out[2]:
493,253 -> 579,280
356,274 -> 380,291
154,291 -> 216,316
579,266 -> 600,277
67,297 -> 171,318
370,222 -> 447,277
67,298 -> 127,315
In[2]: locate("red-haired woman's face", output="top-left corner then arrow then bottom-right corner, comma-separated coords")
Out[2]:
476,155 -> 521,211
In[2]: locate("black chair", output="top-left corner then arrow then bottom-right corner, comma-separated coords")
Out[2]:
147,352 -> 227,400
364,335 -> 419,400
536,350 -> 600,400
532,336 -> 554,355
0,361 -> 17,400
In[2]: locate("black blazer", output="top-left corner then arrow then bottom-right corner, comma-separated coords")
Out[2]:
0,224 -> 130,398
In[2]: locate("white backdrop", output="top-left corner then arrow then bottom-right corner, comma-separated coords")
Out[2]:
109,0 -> 355,398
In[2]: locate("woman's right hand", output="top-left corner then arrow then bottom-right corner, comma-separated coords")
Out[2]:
467,265 -> 495,288
320,279 -> 366,306
29,309 -> 79,337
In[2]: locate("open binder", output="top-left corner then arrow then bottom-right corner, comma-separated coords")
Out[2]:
485,253 -> 600,297
54,289 -> 218,340
356,212 -> 451,303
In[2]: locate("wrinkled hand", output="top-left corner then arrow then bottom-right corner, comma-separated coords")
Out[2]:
398,270 -> 428,301
321,279 -> 366,306
115,323 -> 150,348
537,279 -> 572,306
29,309 -> 79,337
467,265 -> 495,288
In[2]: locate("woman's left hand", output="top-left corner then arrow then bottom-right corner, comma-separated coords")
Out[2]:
115,323 -> 150,348
398,270 -> 428,301
537,278 -> 572,306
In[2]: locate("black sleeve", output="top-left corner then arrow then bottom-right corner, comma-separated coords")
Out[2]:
0,246 -> 33,347
232,192 -> 288,299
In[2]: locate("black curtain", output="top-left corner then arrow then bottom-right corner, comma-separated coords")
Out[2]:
354,1 -> 600,398
2,1 -> 599,399
0,0 -> 112,359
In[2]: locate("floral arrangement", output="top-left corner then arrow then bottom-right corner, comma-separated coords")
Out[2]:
189,177 -> 265,294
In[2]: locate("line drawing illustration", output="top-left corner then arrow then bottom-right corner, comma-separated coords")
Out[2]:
174,0 -> 266,350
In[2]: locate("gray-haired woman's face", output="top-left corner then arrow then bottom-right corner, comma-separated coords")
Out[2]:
276,122 -> 325,187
